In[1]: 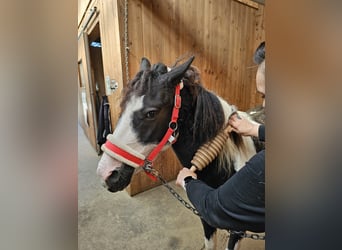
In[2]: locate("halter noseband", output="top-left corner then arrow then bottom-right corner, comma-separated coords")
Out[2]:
101,83 -> 183,180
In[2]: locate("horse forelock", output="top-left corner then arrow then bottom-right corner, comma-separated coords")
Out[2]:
120,71 -> 145,112
120,63 -> 171,113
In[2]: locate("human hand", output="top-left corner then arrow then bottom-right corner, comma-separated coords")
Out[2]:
176,168 -> 197,190
228,114 -> 260,137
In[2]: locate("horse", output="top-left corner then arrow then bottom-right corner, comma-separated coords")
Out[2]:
97,56 -> 259,250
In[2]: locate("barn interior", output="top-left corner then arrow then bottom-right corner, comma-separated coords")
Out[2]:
78,0 -> 265,249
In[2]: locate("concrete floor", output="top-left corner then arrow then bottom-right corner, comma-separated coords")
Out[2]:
78,125 -> 265,250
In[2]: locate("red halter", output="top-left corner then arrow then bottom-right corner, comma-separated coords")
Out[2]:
102,83 -> 182,180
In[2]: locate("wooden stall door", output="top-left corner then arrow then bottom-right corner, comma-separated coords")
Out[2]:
78,32 -> 97,151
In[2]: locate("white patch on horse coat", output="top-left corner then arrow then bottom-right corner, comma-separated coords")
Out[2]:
113,96 -> 142,142
97,95 -> 156,180
114,95 -> 157,154
216,97 -> 256,172
97,153 -> 121,180
205,236 -> 215,250
217,96 -> 237,123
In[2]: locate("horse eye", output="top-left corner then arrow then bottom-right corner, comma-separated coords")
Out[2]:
146,110 -> 157,119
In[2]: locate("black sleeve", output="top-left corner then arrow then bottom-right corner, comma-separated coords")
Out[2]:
185,179 -> 237,230
185,150 -> 265,232
258,125 -> 265,142
185,179 -> 216,222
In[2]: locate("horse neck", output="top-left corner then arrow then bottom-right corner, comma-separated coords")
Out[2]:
172,84 -> 226,168
171,85 -> 234,187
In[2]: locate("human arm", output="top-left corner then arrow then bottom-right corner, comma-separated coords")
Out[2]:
176,152 -> 265,232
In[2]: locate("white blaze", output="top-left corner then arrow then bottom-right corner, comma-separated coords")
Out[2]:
96,95 -> 156,180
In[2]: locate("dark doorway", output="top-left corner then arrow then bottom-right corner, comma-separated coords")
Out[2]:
88,22 -> 106,132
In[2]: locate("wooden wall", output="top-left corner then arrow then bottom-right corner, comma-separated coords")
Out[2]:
98,0 -> 125,129
119,0 -> 265,111
78,0 -> 91,25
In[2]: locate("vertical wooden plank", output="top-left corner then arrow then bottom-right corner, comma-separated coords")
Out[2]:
78,33 -> 97,150
127,0 -> 144,78
99,0 -> 125,127
78,0 -> 92,26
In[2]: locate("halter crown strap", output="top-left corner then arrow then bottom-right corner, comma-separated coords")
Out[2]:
101,83 -> 182,180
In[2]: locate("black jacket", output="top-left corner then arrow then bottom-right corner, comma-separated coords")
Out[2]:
185,125 -> 265,232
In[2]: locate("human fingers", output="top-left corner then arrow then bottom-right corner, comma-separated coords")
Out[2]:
228,115 -> 241,128
176,168 -> 189,186
176,168 -> 196,187
229,113 -> 238,121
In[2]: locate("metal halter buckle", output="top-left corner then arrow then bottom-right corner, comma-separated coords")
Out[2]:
168,121 -> 178,130
143,160 -> 153,170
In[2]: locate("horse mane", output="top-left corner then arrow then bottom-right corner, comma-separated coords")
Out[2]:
182,66 -> 225,144
183,66 -> 255,174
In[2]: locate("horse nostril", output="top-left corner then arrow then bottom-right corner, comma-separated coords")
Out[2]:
109,170 -> 120,182
105,166 -> 134,193
105,170 -> 121,191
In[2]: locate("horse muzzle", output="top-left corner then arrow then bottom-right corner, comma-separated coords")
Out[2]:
97,153 -> 135,192
105,164 -> 135,192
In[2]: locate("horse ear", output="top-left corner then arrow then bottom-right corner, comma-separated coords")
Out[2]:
158,56 -> 195,85
140,57 -> 151,71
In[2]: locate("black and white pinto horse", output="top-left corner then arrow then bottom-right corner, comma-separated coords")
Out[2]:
97,56 -> 258,250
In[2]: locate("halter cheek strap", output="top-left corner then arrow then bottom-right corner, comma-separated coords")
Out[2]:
101,83 -> 182,181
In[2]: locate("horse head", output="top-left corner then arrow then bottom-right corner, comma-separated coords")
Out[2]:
97,56 -> 195,192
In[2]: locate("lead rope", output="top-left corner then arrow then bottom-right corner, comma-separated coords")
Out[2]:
143,164 -> 200,216
143,165 -> 265,241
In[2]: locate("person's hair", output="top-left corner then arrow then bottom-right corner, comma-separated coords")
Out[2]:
253,41 -> 265,65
